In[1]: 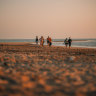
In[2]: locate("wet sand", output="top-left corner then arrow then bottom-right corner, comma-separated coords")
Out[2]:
0,43 -> 96,96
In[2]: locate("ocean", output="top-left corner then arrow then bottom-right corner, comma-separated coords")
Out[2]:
0,39 -> 96,48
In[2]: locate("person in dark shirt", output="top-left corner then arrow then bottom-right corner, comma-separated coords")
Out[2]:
35,36 -> 38,44
68,37 -> 72,48
47,36 -> 49,46
48,37 -> 52,47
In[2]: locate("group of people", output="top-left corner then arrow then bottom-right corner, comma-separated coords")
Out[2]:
35,36 -> 72,48
35,36 -> 52,47
64,37 -> 72,48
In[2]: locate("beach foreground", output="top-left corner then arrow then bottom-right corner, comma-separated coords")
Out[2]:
0,43 -> 96,96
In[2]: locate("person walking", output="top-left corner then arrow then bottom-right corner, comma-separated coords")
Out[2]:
35,36 -> 38,44
42,36 -> 44,46
40,36 -> 44,47
48,37 -> 52,47
68,37 -> 72,48
47,36 -> 50,46
64,38 -> 68,48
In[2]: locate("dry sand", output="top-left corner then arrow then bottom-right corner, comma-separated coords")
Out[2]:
0,43 -> 96,96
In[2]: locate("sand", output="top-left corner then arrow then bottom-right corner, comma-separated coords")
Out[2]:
0,43 -> 96,96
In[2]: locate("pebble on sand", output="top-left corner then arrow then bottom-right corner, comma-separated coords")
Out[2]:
66,56 -> 76,62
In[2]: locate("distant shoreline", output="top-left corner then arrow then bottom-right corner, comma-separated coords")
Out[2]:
53,40 -> 88,42
0,42 -> 96,49
0,38 -> 96,49
0,38 -> 95,42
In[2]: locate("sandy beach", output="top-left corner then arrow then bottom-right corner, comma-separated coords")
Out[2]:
0,43 -> 96,96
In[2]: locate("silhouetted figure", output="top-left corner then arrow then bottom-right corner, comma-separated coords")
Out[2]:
47,36 -> 50,46
64,38 -> 68,48
35,36 -> 38,44
47,36 -> 52,47
68,37 -> 72,48
48,37 -> 52,47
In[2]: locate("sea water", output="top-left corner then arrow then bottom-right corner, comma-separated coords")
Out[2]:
52,39 -> 96,48
0,39 -> 96,48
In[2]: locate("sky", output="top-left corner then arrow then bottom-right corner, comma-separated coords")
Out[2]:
0,0 -> 96,39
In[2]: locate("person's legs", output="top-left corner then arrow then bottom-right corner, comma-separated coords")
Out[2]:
48,42 -> 50,46
65,43 -> 68,48
66,44 -> 67,48
66,44 -> 68,48
50,42 -> 52,46
69,43 -> 71,48
36,41 -> 38,44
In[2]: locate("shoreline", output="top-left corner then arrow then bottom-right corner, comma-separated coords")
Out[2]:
1,42 -> 96,49
0,38 -> 96,49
